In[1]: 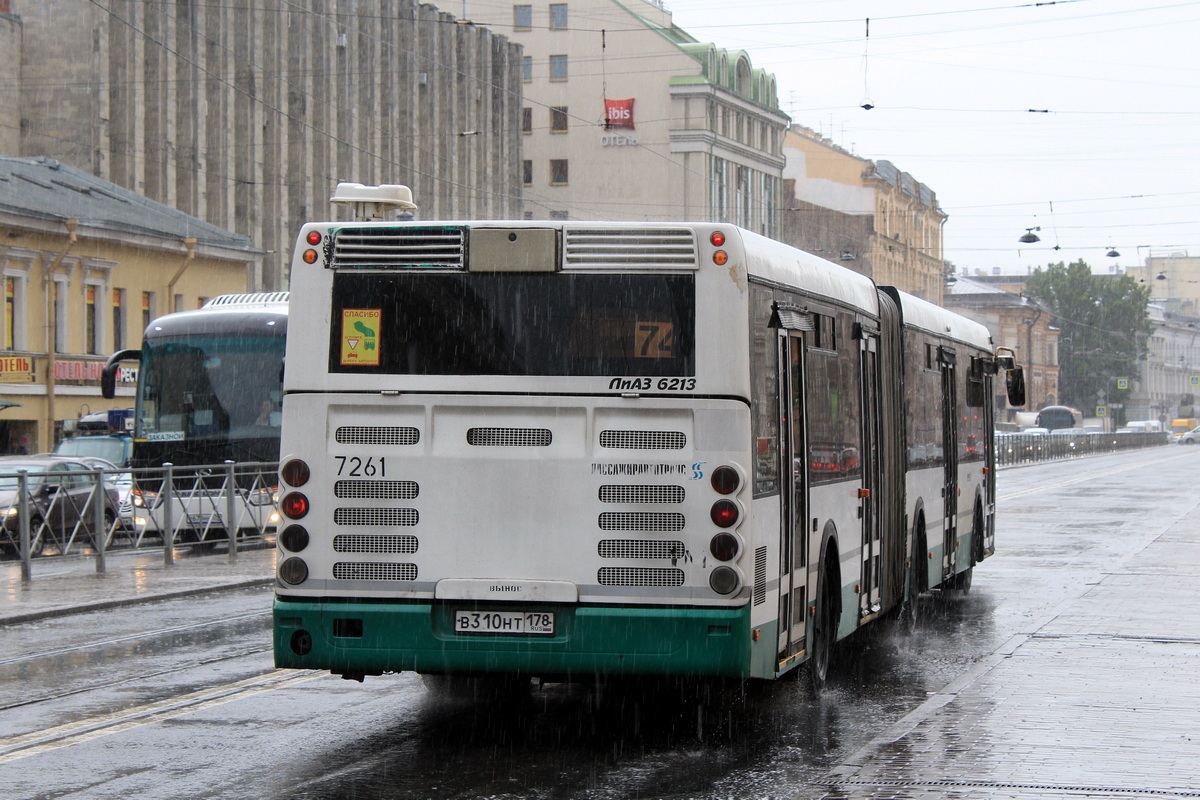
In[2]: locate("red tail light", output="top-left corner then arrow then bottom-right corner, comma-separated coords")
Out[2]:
710,499 -> 739,528
710,532 -> 738,561
281,459 -> 311,487
281,492 -> 309,519
710,465 -> 739,494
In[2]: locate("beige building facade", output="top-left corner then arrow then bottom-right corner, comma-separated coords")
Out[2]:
779,126 -> 947,304
465,0 -> 788,232
0,157 -> 257,454
1125,253 -> 1200,317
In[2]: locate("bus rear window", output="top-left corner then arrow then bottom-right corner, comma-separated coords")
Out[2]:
328,272 -> 695,377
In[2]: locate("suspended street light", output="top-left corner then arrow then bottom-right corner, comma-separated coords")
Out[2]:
1106,247 -> 1120,258
1019,227 -> 1041,244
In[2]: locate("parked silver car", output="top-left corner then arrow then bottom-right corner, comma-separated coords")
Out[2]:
0,456 -> 122,556
1180,425 -> 1200,445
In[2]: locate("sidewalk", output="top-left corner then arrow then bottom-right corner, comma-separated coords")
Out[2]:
816,502 -> 1200,800
0,545 -> 276,626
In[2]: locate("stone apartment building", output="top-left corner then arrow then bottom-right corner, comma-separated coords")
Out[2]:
4,0 -> 524,290
463,0 -> 789,233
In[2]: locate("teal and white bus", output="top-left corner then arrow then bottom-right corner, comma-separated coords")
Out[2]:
273,183 -> 1025,690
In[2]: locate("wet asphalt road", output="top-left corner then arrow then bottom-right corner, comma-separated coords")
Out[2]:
0,446 -> 1194,800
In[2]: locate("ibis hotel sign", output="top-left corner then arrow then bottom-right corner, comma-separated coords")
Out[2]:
601,98 -> 637,147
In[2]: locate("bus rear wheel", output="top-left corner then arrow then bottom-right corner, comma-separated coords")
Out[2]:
808,559 -> 838,695
898,519 -> 927,633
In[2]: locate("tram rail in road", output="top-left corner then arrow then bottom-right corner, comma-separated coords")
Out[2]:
0,669 -> 316,765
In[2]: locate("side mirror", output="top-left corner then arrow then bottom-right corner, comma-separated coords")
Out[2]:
101,349 -> 142,400
1006,366 -> 1027,407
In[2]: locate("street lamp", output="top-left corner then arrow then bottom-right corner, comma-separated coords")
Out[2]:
1019,227 -> 1041,244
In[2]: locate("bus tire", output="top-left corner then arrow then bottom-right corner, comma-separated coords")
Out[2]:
899,519 -> 926,633
809,553 -> 838,695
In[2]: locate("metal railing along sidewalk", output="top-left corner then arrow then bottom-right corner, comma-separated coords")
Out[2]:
1,461 -> 279,581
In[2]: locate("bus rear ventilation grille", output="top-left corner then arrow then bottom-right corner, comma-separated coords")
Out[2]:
599,430 -> 686,450
331,226 -> 465,269
333,508 -> 419,526
466,427 -> 552,447
335,426 -> 420,446
333,534 -> 419,554
563,228 -> 697,270
597,567 -> 685,587
599,485 -> 685,504
598,512 -> 685,532
335,480 -> 419,500
753,546 -> 768,606
598,539 -> 686,560
333,562 -> 418,581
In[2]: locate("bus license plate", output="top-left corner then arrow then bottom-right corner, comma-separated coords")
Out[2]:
454,610 -> 555,636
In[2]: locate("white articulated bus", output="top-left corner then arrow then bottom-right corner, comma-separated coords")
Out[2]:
273,183 -> 1024,690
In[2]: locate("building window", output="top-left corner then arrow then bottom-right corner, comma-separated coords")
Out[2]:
549,3 -> 568,29
523,160 -> 533,186
85,284 -> 100,355
523,211 -> 534,220
142,291 -> 155,332
736,166 -> 751,229
761,175 -> 776,238
712,156 -> 728,221
550,106 -> 568,133
513,5 -> 532,30
550,210 -> 570,220
112,288 -> 125,350
522,107 -> 532,133
54,278 -> 68,353
550,159 -> 569,185
522,56 -> 532,82
3,276 -> 13,350
549,54 -> 568,82
3,272 -> 28,351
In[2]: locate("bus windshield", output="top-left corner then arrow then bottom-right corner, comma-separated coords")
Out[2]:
138,335 -> 286,442
328,272 -> 695,377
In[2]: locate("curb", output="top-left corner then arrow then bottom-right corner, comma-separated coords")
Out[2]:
0,577 -> 274,627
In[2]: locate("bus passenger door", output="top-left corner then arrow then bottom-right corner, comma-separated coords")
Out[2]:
778,330 -> 809,662
980,361 -> 997,556
858,331 -> 882,615
939,347 -> 959,581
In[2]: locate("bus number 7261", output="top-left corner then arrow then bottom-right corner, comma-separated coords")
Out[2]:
335,456 -> 386,477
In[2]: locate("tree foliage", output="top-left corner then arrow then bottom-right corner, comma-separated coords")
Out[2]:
1024,260 -> 1152,416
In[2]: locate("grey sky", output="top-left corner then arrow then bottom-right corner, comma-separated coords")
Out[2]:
665,0 -> 1200,276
